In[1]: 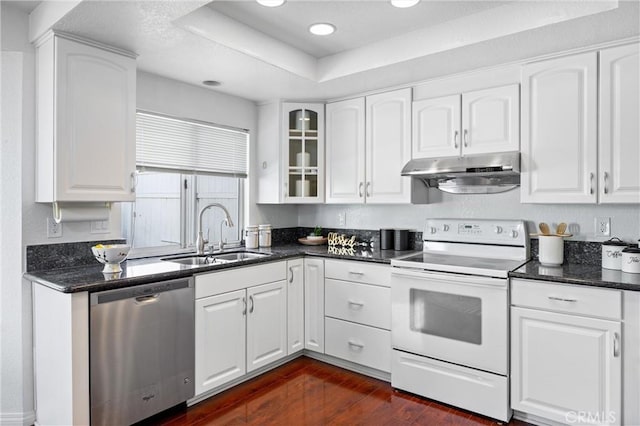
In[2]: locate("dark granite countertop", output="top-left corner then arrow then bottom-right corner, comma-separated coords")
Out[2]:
510,260 -> 640,291
25,244 -> 414,294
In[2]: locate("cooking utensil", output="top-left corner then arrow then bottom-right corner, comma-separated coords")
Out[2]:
556,223 -> 567,236
539,222 -> 550,235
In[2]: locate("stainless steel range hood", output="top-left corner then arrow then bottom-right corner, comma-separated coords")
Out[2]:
401,152 -> 520,194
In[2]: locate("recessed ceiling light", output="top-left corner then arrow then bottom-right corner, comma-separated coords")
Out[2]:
309,23 -> 336,36
202,80 -> 221,87
256,0 -> 285,7
391,0 -> 420,8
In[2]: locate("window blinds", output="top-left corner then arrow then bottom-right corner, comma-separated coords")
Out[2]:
136,112 -> 248,177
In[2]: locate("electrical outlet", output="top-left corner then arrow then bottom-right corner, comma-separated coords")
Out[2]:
47,217 -> 63,238
595,217 -> 611,237
338,212 -> 346,227
90,220 -> 109,234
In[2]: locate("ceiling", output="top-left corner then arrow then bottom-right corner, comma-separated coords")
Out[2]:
15,1 -> 640,102
207,1 -> 507,58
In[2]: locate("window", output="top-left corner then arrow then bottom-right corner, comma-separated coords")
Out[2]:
122,112 -> 248,257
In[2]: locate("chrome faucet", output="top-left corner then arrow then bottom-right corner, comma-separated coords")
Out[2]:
196,203 -> 234,255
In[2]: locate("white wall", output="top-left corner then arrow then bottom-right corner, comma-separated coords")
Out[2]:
136,71 -> 299,228
0,4 -> 35,425
299,189 -> 640,242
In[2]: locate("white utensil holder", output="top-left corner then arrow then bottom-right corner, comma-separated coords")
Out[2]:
538,235 -> 564,266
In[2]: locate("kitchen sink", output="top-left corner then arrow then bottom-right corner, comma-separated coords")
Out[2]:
161,251 -> 270,266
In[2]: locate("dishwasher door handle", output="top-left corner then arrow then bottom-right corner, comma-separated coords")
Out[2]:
135,294 -> 159,304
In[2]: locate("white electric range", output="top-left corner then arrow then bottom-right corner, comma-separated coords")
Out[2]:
390,218 -> 529,422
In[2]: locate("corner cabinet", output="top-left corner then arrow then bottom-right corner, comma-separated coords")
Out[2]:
286,259 -> 305,355
35,33 -> 136,203
304,258 -> 325,353
257,102 -> 325,204
599,43 -> 640,204
326,88 -> 412,204
412,84 -> 519,159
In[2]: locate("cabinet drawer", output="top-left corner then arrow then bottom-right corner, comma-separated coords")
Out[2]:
325,279 -> 390,329
511,278 -> 621,320
324,260 -> 391,287
195,261 -> 286,299
325,317 -> 391,372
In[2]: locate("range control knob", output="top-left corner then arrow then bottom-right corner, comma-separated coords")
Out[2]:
494,226 -> 503,234
511,230 -> 519,238
442,224 -> 450,232
430,227 -> 437,234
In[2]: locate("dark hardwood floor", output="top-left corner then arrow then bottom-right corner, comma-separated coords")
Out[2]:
148,357 -> 531,426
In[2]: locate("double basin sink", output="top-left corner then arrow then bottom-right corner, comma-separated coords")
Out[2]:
161,250 -> 270,267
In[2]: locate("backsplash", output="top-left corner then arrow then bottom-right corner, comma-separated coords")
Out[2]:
530,239 -> 601,265
26,239 -> 126,272
272,227 -> 423,251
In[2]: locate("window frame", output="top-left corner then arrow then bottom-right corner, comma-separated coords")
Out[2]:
125,110 -> 248,259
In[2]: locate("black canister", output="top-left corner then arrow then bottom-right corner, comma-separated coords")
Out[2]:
394,229 -> 409,251
380,229 -> 394,250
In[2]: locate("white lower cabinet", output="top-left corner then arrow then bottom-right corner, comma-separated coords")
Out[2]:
287,259 -> 305,354
325,318 -> 391,372
304,258 -> 325,353
323,259 -> 391,373
247,280 -> 288,372
195,290 -> 246,396
511,280 -> 622,425
194,262 -> 287,397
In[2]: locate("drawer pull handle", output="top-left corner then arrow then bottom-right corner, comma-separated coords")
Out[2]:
348,300 -> 364,309
288,267 -> 294,283
249,295 -> 255,313
349,271 -> 364,275
548,296 -> 577,303
242,297 -> 247,315
348,340 -> 364,350
614,332 -> 620,357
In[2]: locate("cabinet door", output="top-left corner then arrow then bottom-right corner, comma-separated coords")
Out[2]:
287,259 -> 304,355
412,94 -> 461,159
246,280 -> 287,372
325,98 -> 365,204
461,84 -> 520,155
304,258 -> 325,353
599,44 -> 640,204
511,307 -> 621,425
54,37 -> 136,202
195,290 -> 246,396
282,103 -> 325,204
521,53 -> 598,203
365,88 -> 412,204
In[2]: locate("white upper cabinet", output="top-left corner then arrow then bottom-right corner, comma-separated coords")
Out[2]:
365,88 -> 412,203
521,52 -> 598,203
461,85 -> 520,156
412,85 -> 519,159
326,88 -> 411,204
326,98 -> 366,204
599,43 -> 640,204
256,102 -> 325,204
35,33 -> 136,203
412,95 -> 461,158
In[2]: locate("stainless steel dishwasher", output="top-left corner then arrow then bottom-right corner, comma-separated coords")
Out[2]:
90,277 -> 194,426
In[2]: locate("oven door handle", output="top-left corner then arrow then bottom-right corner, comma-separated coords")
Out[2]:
391,268 -> 507,288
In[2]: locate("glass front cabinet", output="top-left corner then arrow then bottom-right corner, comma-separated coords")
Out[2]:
283,104 -> 324,202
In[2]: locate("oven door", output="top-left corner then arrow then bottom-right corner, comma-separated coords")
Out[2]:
391,268 -> 508,375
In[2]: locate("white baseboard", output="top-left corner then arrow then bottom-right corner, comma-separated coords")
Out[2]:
0,410 -> 36,426
303,350 -> 391,382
